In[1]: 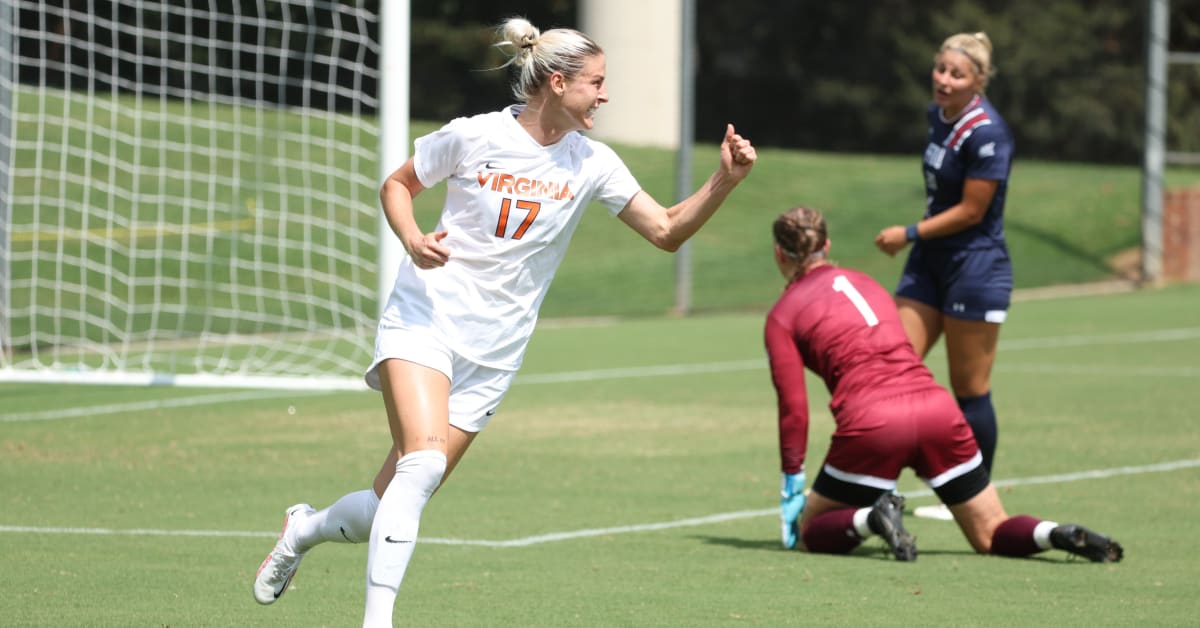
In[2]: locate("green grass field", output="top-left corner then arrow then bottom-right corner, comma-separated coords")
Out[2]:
6,90 -> 1200,625
2,283 -> 1198,626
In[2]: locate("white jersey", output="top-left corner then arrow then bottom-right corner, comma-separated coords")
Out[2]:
379,105 -> 641,370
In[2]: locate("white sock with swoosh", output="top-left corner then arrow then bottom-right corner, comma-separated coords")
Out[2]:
363,449 -> 447,628
293,489 -> 381,553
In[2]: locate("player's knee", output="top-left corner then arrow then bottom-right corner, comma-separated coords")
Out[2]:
953,505 -> 1002,554
396,449 -> 447,497
949,371 -> 990,397
964,528 -> 993,554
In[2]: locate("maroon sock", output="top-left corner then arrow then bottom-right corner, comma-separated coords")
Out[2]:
990,515 -> 1044,557
801,508 -> 863,554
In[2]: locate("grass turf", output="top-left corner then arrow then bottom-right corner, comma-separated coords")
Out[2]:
2,283 -> 1198,626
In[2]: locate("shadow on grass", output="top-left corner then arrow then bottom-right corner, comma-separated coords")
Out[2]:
691,535 -> 778,552
1006,218 -> 1122,277
693,534 -> 1000,561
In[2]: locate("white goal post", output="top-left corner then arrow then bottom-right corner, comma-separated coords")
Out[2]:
0,1 -> 407,390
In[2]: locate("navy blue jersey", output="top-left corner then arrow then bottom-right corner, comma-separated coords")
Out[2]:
921,95 -> 1014,249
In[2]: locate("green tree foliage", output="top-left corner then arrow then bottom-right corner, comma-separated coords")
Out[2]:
408,1 -> 576,122
408,0 -> 1200,163
693,0 -> 1186,163
1168,2 -> 1200,155
951,0 -> 1143,162
17,0 -> 1198,164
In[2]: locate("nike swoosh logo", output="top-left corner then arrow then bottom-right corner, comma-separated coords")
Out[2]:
485,409 -> 496,416
384,536 -> 412,544
273,573 -> 295,598
484,161 -> 501,169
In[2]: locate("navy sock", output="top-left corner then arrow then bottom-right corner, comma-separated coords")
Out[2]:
957,392 -> 997,474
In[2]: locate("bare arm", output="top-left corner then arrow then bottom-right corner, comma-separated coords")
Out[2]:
874,178 -> 998,257
617,124 -> 757,252
379,158 -> 451,269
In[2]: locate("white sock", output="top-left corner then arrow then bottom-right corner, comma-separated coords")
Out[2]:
362,450 -> 447,628
852,507 -> 873,538
1032,520 -> 1059,550
292,489 -> 381,554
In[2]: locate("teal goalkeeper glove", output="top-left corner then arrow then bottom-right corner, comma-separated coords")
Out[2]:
780,471 -> 807,549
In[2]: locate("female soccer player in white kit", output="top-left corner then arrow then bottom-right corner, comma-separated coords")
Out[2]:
252,17 -> 757,627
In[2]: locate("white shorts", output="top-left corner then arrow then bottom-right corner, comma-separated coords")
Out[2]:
364,324 -> 516,433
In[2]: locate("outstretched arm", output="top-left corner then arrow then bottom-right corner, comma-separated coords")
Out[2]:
617,124 -> 757,251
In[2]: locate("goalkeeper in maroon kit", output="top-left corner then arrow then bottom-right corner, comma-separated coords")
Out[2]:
766,206 -> 1121,563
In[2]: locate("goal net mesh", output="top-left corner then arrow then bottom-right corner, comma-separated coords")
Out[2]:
0,1 -> 382,389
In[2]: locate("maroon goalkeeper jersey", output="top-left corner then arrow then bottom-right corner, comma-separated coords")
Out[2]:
764,264 -> 941,473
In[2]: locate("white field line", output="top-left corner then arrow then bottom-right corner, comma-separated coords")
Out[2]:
994,363 -> 1200,377
516,326 -> 1200,386
3,326 -> 1199,423
0,458 -> 1196,546
516,359 -> 765,385
997,326 -> 1200,350
0,389 -> 332,423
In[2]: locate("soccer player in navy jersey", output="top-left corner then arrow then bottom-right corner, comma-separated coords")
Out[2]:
875,33 -> 1013,506
770,206 -> 1121,563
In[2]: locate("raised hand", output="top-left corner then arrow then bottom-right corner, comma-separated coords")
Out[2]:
721,123 -> 757,181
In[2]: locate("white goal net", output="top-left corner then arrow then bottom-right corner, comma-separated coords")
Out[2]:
0,1 -> 385,389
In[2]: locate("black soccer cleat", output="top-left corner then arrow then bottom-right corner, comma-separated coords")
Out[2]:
1049,524 -> 1124,563
867,493 -> 917,561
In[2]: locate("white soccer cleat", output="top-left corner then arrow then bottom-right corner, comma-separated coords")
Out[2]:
253,503 -> 316,605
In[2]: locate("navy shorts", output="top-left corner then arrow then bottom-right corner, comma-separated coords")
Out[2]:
895,243 -> 1012,323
